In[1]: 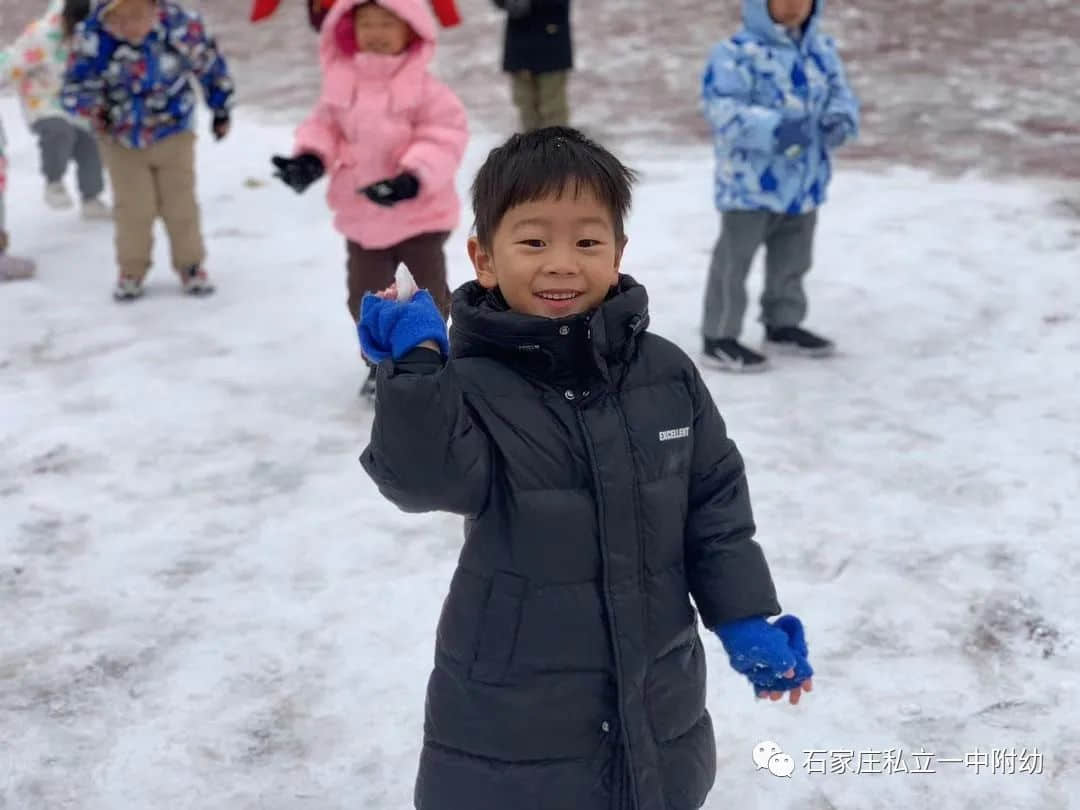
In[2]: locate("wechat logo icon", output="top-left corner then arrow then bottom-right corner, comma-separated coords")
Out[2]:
754,740 -> 796,778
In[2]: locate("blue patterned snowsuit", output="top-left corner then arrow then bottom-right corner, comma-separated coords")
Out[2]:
62,1 -> 233,149
702,0 -> 859,214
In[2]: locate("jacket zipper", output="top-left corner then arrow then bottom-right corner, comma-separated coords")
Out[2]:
575,408 -> 641,810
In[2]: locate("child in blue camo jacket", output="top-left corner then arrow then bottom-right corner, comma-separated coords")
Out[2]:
700,0 -> 858,372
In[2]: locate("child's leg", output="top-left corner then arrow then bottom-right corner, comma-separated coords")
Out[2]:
99,138 -> 157,281
72,126 -> 106,202
31,118 -> 77,186
346,240 -> 397,323
760,210 -> 818,329
536,70 -> 570,128
393,231 -> 451,319
150,132 -> 206,274
701,210 -> 770,340
510,71 -> 542,132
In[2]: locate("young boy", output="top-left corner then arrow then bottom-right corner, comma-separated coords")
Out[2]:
700,0 -> 858,372
61,0 -> 234,301
358,127 -> 813,810
492,0 -> 572,132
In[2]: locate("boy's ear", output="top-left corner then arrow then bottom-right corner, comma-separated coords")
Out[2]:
468,235 -> 498,289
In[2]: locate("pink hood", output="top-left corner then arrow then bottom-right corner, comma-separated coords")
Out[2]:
317,0 -> 437,112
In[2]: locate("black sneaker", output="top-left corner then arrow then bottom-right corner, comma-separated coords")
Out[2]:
702,337 -> 769,373
764,326 -> 835,357
359,363 -> 377,400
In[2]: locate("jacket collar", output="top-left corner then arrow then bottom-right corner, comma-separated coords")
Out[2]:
449,276 -> 651,388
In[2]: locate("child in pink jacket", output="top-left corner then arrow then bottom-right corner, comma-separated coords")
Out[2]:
272,0 -> 468,394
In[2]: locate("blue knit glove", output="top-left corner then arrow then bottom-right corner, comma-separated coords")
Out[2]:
714,614 -> 813,695
774,116 -> 812,157
357,290 -> 449,363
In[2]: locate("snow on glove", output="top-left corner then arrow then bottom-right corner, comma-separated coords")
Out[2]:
271,153 -> 325,193
774,116 -> 812,157
358,288 -> 449,363
714,614 -> 813,694
361,172 -> 420,207
821,112 -> 853,148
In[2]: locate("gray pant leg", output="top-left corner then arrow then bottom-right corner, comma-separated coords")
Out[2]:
761,209 -> 818,328
72,126 -> 105,200
32,117 -> 77,184
701,210 -> 770,339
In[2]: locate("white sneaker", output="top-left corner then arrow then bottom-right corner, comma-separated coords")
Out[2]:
0,253 -> 36,281
181,265 -> 215,296
113,275 -> 144,301
45,182 -> 75,210
81,197 -> 112,220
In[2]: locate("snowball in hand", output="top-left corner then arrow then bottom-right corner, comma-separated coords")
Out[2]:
395,265 -> 418,302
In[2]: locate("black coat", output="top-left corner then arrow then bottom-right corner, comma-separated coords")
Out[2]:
493,0 -> 573,74
361,278 -> 781,810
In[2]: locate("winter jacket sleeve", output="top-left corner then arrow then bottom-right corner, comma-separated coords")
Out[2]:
61,23 -> 112,125
398,77 -> 468,193
360,349 -> 492,516
701,41 -> 783,155
0,21 -> 44,86
170,10 -> 234,115
684,365 -> 781,629
817,34 -> 859,147
294,101 -> 344,165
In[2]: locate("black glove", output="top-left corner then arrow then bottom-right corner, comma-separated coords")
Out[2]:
360,172 -> 420,207
271,153 -> 325,194
212,111 -> 230,141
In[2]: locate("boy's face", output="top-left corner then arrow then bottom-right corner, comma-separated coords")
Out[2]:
468,187 -> 625,319
354,3 -> 413,55
768,0 -> 814,28
103,0 -> 157,43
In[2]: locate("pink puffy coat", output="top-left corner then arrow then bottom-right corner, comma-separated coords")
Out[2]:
295,0 -> 468,249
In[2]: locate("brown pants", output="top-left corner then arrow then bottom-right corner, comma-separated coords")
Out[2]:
346,232 -> 452,323
511,70 -> 570,132
98,131 -> 205,281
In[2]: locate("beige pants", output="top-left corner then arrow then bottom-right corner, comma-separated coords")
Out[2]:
98,131 -> 205,281
511,70 -> 570,132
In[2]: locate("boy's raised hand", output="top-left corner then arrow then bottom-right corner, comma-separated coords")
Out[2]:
714,614 -> 814,705
271,153 -> 325,193
358,278 -> 449,364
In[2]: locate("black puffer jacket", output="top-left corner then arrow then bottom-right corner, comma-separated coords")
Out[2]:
493,0 -> 573,74
361,278 -> 781,810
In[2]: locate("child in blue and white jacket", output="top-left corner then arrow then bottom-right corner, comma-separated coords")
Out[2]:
700,0 -> 858,372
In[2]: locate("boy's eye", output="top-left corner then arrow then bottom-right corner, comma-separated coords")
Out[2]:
518,239 -> 546,248
578,239 -> 602,248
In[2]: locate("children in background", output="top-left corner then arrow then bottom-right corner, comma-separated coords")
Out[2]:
358,127 -> 813,810
62,0 -> 234,301
492,0 -> 572,132
271,0 -> 467,397
0,119 -> 37,281
1,0 -> 110,219
700,0 -> 858,372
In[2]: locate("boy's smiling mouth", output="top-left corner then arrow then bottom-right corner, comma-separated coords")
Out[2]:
536,290 -> 583,301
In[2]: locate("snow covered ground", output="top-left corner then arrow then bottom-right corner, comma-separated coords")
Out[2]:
2,86 -> 1080,810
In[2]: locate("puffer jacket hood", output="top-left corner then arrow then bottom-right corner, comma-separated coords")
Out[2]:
319,0 -> 436,68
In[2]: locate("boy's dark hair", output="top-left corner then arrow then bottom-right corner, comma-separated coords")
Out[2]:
471,127 -> 637,248
62,0 -> 91,37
